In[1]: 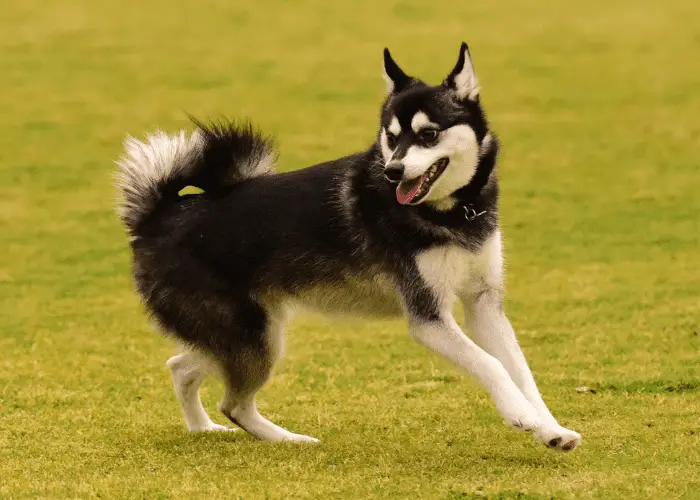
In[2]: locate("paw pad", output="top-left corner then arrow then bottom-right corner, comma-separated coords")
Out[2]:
548,437 -> 562,447
561,440 -> 577,451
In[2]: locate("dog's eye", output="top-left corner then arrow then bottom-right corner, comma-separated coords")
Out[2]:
418,129 -> 439,145
386,131 -> 398,149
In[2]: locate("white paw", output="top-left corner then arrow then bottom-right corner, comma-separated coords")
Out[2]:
189,422 -> 237,432
285,433 -> 320,443
504,409 -> 541,433
536,425 -> 581,451
497,395 -> 541,432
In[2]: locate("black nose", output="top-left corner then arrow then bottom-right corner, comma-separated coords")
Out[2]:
384,163 -> 405,183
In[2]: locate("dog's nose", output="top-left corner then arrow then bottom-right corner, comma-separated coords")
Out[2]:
384,163 -> 405,183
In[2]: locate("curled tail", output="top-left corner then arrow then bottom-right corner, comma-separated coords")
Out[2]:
115,119 -> 276,235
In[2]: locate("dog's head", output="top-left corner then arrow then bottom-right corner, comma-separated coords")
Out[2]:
378,43 -> 494,207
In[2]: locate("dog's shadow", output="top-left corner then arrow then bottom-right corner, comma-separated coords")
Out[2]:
151,425 -> 244,451
151,426 -> 572,473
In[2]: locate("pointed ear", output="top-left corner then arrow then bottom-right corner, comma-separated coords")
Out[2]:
444,42 -> 480,101
383,48 -> 412,94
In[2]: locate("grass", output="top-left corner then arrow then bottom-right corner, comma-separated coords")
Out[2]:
1,0 -> 699,498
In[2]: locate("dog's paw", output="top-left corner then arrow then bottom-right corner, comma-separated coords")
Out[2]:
497,396 -> 541,433
505,410 -> 541,433
189,422 -> 237,432
285,433 -> 320,443
536,425 -> 581,451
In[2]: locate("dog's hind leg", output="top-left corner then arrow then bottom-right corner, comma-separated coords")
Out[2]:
216,302 -> 319,443
167,348 -> 233,432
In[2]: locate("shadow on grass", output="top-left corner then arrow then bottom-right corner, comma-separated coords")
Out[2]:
151,426 -> 245,451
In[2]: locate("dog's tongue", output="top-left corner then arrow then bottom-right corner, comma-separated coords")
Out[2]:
396,175 -> 426,205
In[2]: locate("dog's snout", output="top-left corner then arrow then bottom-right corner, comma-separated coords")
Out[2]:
384,163 -> 405,183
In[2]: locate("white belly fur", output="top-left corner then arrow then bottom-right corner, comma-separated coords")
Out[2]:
289,238 -> 494,319
291,273 -> 403,318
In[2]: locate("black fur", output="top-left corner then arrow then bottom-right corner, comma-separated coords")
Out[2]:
383,48 -> 417,93
117,120 -> 275,237
188,118 -> 276,195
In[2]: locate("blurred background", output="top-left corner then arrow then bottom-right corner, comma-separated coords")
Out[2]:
1,1 -> 699,498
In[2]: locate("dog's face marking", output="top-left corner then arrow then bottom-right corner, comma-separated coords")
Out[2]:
381,117 -> 403,163
379,129 -> 392,162
379,44 -> 490,206
410,111 -> 435,133
388,116 -> 401,136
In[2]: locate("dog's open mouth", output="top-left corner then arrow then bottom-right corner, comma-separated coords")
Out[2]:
396,158 -> 449,205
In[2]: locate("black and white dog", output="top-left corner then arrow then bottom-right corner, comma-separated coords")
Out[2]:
116,43 -> 581,451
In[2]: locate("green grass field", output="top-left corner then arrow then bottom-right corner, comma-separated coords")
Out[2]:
2,0 -> 699,498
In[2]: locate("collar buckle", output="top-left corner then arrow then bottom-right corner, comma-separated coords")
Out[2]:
463,205 -> 487,221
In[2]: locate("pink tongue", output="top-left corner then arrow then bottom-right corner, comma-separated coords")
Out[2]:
396,175 -> 426,205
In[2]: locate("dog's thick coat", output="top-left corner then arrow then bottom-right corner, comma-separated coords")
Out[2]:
116,44 -> 581,450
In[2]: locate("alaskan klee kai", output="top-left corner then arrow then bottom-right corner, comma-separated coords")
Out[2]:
116,43 -> 581,451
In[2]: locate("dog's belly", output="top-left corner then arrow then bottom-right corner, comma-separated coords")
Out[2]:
292,273 -> 403,318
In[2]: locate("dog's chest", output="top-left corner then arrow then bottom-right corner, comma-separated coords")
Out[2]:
415,245 -> 475,300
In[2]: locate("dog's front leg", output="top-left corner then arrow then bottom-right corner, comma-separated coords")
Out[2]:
462,289 -> 581,451
408,313 -> 541,433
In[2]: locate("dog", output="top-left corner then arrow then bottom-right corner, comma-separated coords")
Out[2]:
116,43 -> 581,451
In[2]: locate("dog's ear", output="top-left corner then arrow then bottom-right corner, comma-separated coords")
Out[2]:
383,48 -> 413,94
444,42 -> 480,101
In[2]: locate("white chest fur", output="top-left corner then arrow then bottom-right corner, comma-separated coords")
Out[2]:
415,231 -> 503,310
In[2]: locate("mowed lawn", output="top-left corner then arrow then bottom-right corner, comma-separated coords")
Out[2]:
1,0 -> 699,498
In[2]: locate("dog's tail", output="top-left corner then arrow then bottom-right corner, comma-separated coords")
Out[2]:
115,119 -> 277,236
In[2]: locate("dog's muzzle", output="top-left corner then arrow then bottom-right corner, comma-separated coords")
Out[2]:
384,162 -> 405,183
